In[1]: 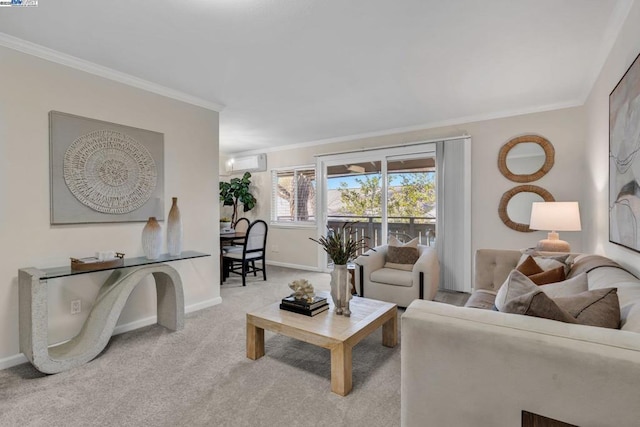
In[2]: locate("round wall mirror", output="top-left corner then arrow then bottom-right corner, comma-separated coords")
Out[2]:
499,185 -> 555,232
498,135 -> 554,182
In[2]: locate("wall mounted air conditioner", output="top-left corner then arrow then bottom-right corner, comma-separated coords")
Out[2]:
225,153 -> 267,174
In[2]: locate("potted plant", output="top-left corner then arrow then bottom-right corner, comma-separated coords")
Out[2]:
310,222 -> 370,316
220,217 -> 232,231
219,172 -> 257,225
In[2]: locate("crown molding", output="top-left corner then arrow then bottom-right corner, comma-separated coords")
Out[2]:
223,98 -> 582,156
0,32 -> 225,112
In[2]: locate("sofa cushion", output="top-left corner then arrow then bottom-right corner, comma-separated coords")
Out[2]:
576,265 -> 640,332
567,254 -> 623,279
384,262 -> 414,271
495,270 -> 588,311
370,267 -> 413,287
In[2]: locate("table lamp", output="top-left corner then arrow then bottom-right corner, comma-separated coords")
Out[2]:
529,202 -> 581,252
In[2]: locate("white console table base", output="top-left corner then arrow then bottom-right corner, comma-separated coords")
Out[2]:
19,263 -> 185,374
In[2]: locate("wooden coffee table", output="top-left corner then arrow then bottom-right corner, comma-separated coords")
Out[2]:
246,295 -> 398,396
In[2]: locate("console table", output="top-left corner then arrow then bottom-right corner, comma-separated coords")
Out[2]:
19,251 -> 210,374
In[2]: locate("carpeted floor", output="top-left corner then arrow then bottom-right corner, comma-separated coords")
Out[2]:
0,266 -> 468,427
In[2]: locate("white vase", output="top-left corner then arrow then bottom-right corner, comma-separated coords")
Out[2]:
330,264 -> 351,316
167,197 -> 183,256
142,217 -> 162,260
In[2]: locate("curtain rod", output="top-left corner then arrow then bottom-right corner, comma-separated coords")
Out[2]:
313,134 -> 470,158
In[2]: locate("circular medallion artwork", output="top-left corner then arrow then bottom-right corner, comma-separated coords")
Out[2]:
63,130 -> 157,214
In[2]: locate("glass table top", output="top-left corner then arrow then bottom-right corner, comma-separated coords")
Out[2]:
35,251 -> 211,280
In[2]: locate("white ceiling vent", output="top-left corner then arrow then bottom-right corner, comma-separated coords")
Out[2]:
225,153 -> 267,174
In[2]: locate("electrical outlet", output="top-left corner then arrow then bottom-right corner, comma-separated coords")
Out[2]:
272,244 -> 279,253
71,299 -> 81,315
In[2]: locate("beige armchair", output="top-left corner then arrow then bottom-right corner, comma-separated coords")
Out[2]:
354,244 -> 439,307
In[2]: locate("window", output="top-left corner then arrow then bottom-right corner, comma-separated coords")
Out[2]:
271,166 -> 316,225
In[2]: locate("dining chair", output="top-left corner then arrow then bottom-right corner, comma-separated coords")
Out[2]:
233,217 -> 250,233
231,217 -> 251,246
222,220 -> 268,286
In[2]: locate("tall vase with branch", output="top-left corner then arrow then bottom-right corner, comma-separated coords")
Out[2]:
219,172 -> 257,225
310,222 -> 370,316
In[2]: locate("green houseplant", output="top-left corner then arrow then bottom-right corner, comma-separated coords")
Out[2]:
310,222 -> 370,316
219,172 -> 257,225
309,222 -> 370,265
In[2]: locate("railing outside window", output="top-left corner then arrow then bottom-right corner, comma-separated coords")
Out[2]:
326,215 -> 436,256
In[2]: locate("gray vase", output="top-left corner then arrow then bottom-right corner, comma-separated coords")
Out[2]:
330,264 -> 351,316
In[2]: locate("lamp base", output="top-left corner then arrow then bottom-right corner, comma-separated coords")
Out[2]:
535,239 -> 570,253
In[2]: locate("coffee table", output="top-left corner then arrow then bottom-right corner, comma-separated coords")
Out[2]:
246,295 -> 398,396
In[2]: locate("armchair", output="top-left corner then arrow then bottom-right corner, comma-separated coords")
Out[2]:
354,244 -> 439,307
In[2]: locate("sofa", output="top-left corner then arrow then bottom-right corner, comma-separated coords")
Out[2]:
401,249 -> 640,427
354,244 -> 439,307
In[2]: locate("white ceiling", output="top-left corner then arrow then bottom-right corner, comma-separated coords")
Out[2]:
0,0 -> 630,153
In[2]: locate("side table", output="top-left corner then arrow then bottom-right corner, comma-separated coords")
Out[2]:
19,251 -> 210,374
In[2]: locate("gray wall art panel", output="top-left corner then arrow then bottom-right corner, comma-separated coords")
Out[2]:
50,111 -> 164,224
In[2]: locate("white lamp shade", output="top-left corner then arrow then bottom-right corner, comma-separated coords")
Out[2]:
529,202 -> 581,231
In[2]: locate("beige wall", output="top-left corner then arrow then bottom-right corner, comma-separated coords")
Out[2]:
0,47 -> 220,366
584,0 -> 640,276
229,107 -> 586,270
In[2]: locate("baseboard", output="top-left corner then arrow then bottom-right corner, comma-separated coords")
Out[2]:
186,297 -> 222,313
111,297 -> 223,335
0,297 -> 223,371
0,353 -> 28,371
266,260 -> 323,272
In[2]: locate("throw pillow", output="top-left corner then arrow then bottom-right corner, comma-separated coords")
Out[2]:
388,236 -> 419,248
501,287 -> 621,329
501,290 -> 578,324
495,270 -> 538,311
518,252 -> 573,275
537,272 -> 588,298
516,256 -> 544,276
464,290 -> 497,310
495,270 -> 589,311
554,288 -> 620,329
385,245 -> 419,265
515,256 -> 566,285
527,266 -> 566,285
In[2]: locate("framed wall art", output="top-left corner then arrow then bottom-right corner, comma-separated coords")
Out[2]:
50,111 -> 164,224
610,52 -> 640,252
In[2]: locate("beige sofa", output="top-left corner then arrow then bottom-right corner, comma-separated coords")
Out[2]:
401,249 -> 640,427
354,245 -> 439,307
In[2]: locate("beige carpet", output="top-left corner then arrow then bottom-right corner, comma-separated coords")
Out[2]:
0,266 -> 468,427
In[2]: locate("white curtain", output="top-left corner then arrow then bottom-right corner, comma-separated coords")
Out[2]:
436,137 -> 472,292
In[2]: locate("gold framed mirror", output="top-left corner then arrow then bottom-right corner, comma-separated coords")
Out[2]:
499,185 -> 555,232
498,135 -> 555,183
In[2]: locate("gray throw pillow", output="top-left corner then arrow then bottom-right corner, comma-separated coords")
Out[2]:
495,270 -> 588,311
464,290 -> 497,310
554,288 -> 621,329
501,290 -> 578,324
501,287 -> 621,329
386,245 -> 419,265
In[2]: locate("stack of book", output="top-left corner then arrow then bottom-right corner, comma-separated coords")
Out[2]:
280,295 -> 329,316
